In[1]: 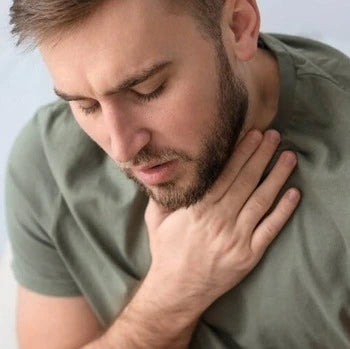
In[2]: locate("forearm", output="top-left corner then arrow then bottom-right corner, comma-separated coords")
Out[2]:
82,277 -> 202,349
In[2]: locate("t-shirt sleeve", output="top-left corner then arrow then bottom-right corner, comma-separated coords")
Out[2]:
5,111 -> 81,296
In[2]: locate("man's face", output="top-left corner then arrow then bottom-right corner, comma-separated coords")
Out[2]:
41,0 -> 248,210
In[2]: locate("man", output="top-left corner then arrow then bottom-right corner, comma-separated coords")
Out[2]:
5,0 -> 350,348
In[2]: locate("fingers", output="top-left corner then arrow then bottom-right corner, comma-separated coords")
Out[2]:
236,150 -> 297,233
202,129 -> 263,206
219,129 -> 281,213
251,188 -> 301,259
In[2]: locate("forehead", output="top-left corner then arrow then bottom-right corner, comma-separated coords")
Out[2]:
39,0 -> 208,95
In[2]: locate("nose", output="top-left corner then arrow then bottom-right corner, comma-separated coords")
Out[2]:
103,107 -> 151,163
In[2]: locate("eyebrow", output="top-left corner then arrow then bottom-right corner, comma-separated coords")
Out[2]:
54,61 -> 171,102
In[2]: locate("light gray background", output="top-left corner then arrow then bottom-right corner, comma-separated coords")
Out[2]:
1,0 -> 349,347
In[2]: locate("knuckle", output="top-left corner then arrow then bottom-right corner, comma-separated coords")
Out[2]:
226,232 -> 242,250
235,145 -> 252,160
236,212 -> 255,232
208,218 -> 227,237
237,172 -> 256,189
251,194 -> 271,211
262,220 -> 279,242
233,249 -> 255,271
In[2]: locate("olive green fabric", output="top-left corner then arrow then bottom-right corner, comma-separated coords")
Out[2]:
5,33 -> 350,348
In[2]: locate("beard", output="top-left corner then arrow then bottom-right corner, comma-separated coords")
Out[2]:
121,41 -> 249,211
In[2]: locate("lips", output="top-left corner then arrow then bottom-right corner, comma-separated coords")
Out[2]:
133,160 -> 178,186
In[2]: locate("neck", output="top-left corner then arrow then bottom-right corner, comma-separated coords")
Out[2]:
242,47 -> 280,134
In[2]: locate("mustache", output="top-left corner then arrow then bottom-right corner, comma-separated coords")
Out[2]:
116,146 -> 192,169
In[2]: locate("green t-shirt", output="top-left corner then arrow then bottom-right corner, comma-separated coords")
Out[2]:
5,33 -> 350,348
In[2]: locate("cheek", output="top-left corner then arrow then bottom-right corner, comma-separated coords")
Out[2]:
155,83 -> 218,154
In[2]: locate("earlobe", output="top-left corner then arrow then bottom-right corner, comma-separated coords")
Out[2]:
222,0 -> 260,61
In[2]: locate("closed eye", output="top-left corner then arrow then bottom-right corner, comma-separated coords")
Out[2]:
78,83 -> 166,116
133,83 -> 166,103
78,103 -> 99,115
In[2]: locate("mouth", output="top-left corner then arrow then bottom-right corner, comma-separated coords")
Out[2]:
132,160 -> 178,186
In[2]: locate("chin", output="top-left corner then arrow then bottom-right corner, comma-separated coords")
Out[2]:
146,175 -> 208,211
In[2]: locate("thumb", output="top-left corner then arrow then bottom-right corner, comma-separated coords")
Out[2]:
144,198 -> 171,231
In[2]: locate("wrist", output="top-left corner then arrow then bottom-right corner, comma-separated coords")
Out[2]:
132,276 -> 200,332
102,277 -> 200,348
140,268 -> 210,321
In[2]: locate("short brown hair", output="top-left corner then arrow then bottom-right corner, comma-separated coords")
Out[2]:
10,0 -> 225,48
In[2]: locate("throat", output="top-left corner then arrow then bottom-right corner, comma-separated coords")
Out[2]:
246,48 -> 281,132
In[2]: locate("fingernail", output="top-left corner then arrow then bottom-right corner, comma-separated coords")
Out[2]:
288,189 -> 300,201
283,152 -> 297,166
266,130 -> 281,144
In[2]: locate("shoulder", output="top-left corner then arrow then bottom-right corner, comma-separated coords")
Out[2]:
6,100 -> 138,234
263,33 -> 350,91
5,101 -> 91,296
7,99 -> 82,176
6,100 -> 88,210
6,102 -> 64,233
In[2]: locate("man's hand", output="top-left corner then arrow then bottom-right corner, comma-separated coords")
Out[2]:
86,129 -> 300,349
143,129 -> 300,314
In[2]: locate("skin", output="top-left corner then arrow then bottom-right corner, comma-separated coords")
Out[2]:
120,43 -> 249,210
17,0 -> 300,348
41,0 -> 279,210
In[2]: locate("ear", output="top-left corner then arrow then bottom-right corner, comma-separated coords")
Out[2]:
221,0 -> 260,61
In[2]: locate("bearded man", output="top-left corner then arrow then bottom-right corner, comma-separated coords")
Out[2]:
5,0 -> 350,348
